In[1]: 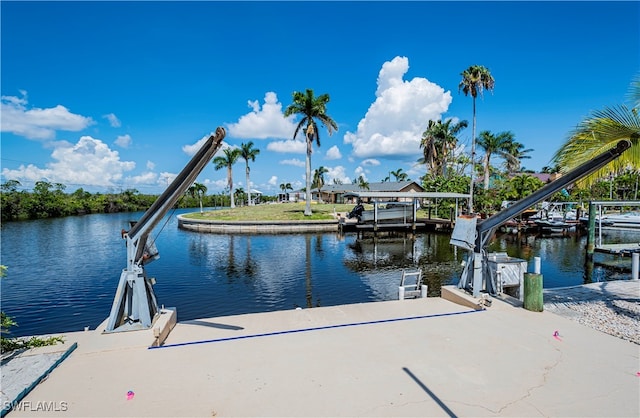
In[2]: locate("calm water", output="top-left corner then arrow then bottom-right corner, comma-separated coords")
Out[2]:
2,209 -> 638,337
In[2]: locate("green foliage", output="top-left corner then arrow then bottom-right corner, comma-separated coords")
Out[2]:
1,181 -> 161,222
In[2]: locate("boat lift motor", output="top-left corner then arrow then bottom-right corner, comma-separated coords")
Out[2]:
104,127 -> 226,332
454,140 -> 631,298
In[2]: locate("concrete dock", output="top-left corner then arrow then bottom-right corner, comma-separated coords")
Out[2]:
2,283 -> 639,417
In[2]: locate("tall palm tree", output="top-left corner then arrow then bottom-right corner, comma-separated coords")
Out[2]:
240,141 -> 260,206
420,119 -> 468,177
187,182 -> 207,213
552,75 -> 640,185
312,166 -> 329,203
213,147 -> 241,208
284,89 -> 338,216
476,130 -> 515,190
459,65 -> 495,211
390,168 -> 409,182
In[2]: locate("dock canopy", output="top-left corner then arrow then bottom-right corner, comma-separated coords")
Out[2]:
343,191 -> 471,200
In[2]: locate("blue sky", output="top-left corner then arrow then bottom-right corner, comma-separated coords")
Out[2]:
2,1 -> 638,196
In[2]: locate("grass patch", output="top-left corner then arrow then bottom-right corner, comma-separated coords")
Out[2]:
183,202 -> 358,221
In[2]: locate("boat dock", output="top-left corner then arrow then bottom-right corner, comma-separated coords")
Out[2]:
3,283 -> 638,417
595,242 -> 640,255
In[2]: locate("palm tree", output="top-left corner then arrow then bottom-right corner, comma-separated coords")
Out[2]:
420,119 -> 468,177
507,174 -> 544,200
279,182 -> 293,201
213,147 -> 241,208
240,141 -> 260,206
187,182 -> 207,213
503,140 -> 533,174
355,175 -> 370,190
390,168 -> 409,182
459,65 -> 495,211
234,187 -> 245,206
284,89 -> 338,216
312,166 -> 329,203
476,130 -> 515,190
552,75 -> 640,185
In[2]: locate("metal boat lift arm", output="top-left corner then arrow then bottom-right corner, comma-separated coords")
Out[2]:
105,127 -> 226,332
126,127 -> 226,268
459,139 -> 631,296
476,140 -> 631,248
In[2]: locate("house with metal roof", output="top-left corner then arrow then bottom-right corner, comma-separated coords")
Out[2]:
310,181 -> 425,204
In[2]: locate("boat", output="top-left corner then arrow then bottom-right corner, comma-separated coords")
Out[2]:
599,211 -> 640,228
534,219 -> 575,234
346,201 -> 415,224
578,216 -> 615,228
359,202 -> 414,223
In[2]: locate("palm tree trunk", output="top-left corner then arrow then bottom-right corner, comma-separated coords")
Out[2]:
246,164 -> 252,206
305,138 -> 312,216
484,152 -> 491,190
228,166 -> 235,208
470,98 -> 476,213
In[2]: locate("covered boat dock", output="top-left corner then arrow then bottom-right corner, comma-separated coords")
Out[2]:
341,191 -> 471,235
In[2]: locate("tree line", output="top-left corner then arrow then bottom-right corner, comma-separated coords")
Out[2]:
0,179 -> 277,222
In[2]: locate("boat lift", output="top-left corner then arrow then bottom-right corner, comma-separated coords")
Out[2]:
454,140 -> 631,297
104,127 -> 226,333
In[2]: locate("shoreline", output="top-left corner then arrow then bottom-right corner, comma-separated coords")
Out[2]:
177,213 -> 345,233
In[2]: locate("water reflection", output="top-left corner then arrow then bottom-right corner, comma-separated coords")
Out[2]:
3,209 -> 639,337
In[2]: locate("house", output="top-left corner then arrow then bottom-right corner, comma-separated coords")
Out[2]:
311,181 -> 425,204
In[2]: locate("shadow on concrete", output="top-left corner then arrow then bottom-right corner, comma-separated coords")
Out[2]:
403,367 -> 457,418
180,320 -> 244,331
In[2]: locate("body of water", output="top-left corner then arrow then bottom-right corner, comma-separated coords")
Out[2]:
2,208 -> 638,337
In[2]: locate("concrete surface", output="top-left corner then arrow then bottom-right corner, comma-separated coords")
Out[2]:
3,286 -> 638,417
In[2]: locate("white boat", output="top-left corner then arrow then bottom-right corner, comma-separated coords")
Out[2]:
599,211 -> 640,228
359,202 -> 415,224
534,219 -> 575,234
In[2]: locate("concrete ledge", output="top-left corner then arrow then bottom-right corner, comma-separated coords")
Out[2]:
177,214 -> 339,234
440,285 -> 484,310
151,307 -> 177,347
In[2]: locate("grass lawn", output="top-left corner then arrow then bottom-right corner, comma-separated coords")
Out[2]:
181,202 -> 444,222
182,202 -> 359,221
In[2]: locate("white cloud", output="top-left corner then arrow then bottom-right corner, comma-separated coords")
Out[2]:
226,92 -> 298,139
146,161 -> 155,170
103,113 -> 121,127
407,163 -> 426,180
326,166 -> 350,185
325,145 -> 342,160
279,158 -> 305,167
361,158 -> 380,166
343,56 -> 452,158
354,166 -> 368,181
1,136 -> 135,187
203,178 -> 229,191
182,133 -> 214,156
115,134 -> 132,148
268,139 -> 306,154
127,171 -> 158,186
1,91 -> 95,140
158,172 -> 177,188
268,175 -> 278,186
